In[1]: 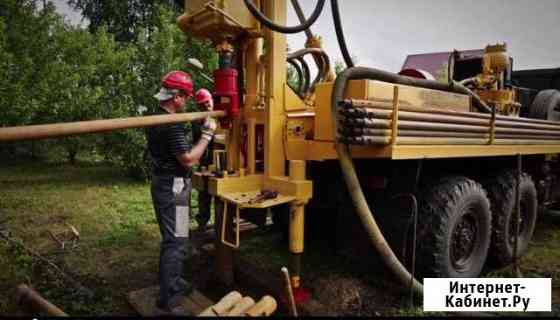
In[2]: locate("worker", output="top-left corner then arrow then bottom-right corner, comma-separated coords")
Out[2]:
192,88 -> 215,232
147,71 -> 217,312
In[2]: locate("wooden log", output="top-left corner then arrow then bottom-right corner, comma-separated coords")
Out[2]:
227,296 -> 256,316
245,296 -> 277,317
198,291 -> 242,317
16,284 -> 68,317
0,111 -> 225,142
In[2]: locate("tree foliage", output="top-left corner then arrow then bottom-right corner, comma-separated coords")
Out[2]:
0,0 -> 217,178
67,0 -> 183,42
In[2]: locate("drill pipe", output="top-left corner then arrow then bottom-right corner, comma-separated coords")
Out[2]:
340,127 -> 560,141
339,110 -> 560,136
339,128 -> 490,139
342,136 -> 560,146
344,99 -> 560,128
339,105 -> 560,136
0,110 -> 226,142
340,118 -> 490,132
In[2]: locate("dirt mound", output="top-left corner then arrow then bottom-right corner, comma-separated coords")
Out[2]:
312,275 -> 373,316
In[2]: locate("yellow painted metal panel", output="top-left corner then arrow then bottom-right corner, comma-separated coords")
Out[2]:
284,84 -> 307,112
219,190 -> 296,209
179,0 -> 258,41
264,177 -> 313,201
367,81 -> 470,112
208,174 -> 263,196
314,80 -> 471,142
264,0 -> 287,178
391,145 -> 560,160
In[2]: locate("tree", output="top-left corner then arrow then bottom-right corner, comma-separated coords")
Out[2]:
0,0 -> 217,177
98,6 -> 217,179
67,0 -> 182,42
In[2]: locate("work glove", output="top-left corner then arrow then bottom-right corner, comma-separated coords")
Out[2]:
201,117 -> 217,141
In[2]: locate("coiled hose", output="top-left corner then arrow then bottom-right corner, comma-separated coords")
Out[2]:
243,0 -> 326,34
288,48 -> 331,94
287,59 -> 306,95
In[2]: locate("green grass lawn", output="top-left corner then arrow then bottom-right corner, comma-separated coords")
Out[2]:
2,156 -> 560,316
0,157 -> 203,316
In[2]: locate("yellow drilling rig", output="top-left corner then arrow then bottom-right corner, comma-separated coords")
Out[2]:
2,0 -> 560,305
175,0 -> 560,299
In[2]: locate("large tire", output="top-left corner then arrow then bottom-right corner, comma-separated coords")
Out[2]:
416,177 -> 492,278
529,89 -> 560,121
482,171 -> 538,267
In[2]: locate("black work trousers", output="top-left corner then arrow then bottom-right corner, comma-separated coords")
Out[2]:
196,189 -> 212,227
150,175 -> 191,307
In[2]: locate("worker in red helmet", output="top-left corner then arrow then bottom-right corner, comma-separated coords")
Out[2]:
147,71 -> 217,313
192,89 -> 215,232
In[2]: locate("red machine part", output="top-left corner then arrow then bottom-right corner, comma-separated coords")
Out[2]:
213,68 -> 239,127
398,68 -> 435,80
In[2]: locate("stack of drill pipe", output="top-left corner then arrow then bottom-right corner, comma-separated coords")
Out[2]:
337,99 -> 560,146
198,291 -> 277,317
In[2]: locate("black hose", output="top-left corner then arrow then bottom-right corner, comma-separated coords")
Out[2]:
291,0 -> 314,39
332,67 -> 494,295
287,59 -> 305,96
295,57 -> 311,95
288,48 -> 331,94
331,0 -> 354,68
331,66 -> 424,295
244,0 -> 326,34
448,50 -> 457,84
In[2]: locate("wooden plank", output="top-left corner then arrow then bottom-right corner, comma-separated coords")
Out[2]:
127,286 -> 214,316
190,290 -> 214,311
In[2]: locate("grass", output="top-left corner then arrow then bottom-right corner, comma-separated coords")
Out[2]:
3,154 -> 560,316
0,156 -> 202,316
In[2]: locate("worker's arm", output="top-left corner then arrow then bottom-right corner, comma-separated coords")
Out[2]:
177,138 -> 210,168
176,117 -> 217,169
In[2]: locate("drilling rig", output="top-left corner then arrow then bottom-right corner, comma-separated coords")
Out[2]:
2,0 -> 560,308
177,0 -> 560,299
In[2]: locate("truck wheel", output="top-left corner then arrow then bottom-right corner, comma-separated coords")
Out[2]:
529,89 -> 560,121
482,171 -> 538,267
416,177 -> 492,278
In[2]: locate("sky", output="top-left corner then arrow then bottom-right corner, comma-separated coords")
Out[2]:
53,0 -> 560,72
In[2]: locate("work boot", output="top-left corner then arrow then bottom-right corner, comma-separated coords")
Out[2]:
156,281 -> 194,313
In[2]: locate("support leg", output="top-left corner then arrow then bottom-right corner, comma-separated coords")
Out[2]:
288,160 -> 309,303
214,199 -> 235,286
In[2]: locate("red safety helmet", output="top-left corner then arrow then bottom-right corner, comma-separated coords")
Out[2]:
195,89 -> 213,104
161,71 -> 194,97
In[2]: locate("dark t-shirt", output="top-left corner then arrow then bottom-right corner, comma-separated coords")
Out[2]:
147,108 -> 192,177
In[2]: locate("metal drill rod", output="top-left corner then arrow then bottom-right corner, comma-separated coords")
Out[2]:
339,128 -> 489,139
0,110 -> 226,142
339,125 -> 560,140
340,105 -> 560,132
340,118 -> 490,132
341,135 -> 560,146
344,98 -> 560,128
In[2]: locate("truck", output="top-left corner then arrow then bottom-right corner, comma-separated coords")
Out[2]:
2,0 -> 560,302
178,0 -> 560,297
